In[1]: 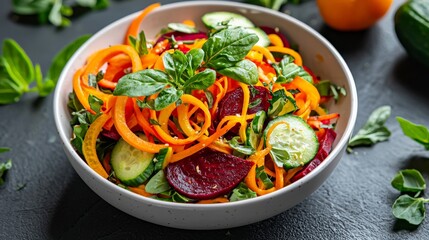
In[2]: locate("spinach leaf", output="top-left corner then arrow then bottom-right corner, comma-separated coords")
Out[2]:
168,23 -> 198,34
113,69 -> 169,97
0,159 -> 12,186
270,146 -> 291,168
347,105 -> 391,152
185,48 -> 204,77
228,137 -> 255,155
392,195 -> 428,225
268,89 -> 296,118
256,166 -> 274,189
183,69 -> 216,92
397,117 -> 429,150
145,170 -> 171,194
153,87 -> 183,111
229,182 -> 257,202
163,50 -> 188,83
391,169 -> 426,193
128,31 -> 148,56
2,39 -> 34,87
203,28 -> 258,70
46,34 -> 91,83
218,59 -> 258,85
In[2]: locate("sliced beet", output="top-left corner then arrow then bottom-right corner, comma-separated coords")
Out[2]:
156,31 -> 208,44
290,128 -> 337,182
259,26 -> 290,48
165,148 -> 254,200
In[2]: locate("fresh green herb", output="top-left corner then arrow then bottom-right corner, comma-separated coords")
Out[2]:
204,90 -> 214,109
256,166 -> 274,189
315,80 -> 346,103
248,98 -> 262,109
145,170 -> 171,194
0,159 -> 12,186
392,169 -> 426,193
397,117 -> 429,150
113,69 -> 170,97
12,0 -> 109,27
391,169 -> 429,225
229,182 -> 257,202
153,87 -> 183,111
129,31 -> 149,56
245,0 -> 301,11
217,59 -> 259,85
347,105 -> 391,152
167,23 -> 198,34
185,48 -> 204,78
183,69 -> 216,93
0,35 -> 90,104
149,119 -> 161,126
267,89 -> 296,118
0,148 -> 10,154
273,55 -> 313,84
229,137 -> 255,155
15,183 -> 27,191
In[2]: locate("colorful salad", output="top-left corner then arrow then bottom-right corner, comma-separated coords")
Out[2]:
68,3 -> 344,204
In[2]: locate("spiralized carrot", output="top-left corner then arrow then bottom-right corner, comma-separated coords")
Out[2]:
125,3 -> 161,45
267,46 -> 303,66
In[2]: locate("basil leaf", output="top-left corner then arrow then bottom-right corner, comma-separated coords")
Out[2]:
274,55 -> 313,84
76,0 -> 109,9
203,28 -> 258,69
34,64 -> 55,97
153,87 -> 183,111
114,69 -> 169,97
0,159 -> 12,186
67,92 -> 84,112
397,117 -> 429,150
348,106 -> 391,150
256,166 -> 274,189
145,170 -> 171,194
128,31 -> 148,56
204,90 -> 214,109
168,23 -> 198,34
163,50 -> 188,83
12,0 -> 52,15
230,182 -> 257,202
245,0 -> 288,11
183,69 -> 216,92
0,148 -> 10,154
268,89 -> 297,118
228,137 -> 255,155
71,124 -> 88,155
218,59 -> 258,85
186,48 -> 204,77
48,0 -> 70,27
0,65 -> 22,104
46,34 -> 91,83
270,146 -> 291,168
391,169 -> 426,193
392,195 -> 427,225
2,39 -> 34,87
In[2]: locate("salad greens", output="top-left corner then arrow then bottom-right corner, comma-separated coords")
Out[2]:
12,0 -> 109,27
397,117 -> 429,150
391,169 -> 429,225
0,148 -> 12,186
273,55 -> 313,84
229,182 -> 257,202
245,0 -> 302,11
114,27 -> 259,109
0,35 -> 90,104
347,105 -> 391,152
315,80 -> 347,103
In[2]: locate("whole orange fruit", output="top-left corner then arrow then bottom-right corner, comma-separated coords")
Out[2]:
316,0 -> 394,31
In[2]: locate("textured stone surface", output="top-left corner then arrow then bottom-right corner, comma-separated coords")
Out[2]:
1,0 -> 429,239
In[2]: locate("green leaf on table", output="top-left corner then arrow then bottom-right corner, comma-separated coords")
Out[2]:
228,137 -> 255,156
392,195 -> 428,225
203,28 -> 258,70
113,69 -> 169,97
2,39 -> 34,87
34,64 -> 55,97
397,117 -> 429,150
347,105 -> 391,152
0,64 -> 23,104
153,87 -> 183,111
0,159 -> 12,186
145,170 -> 171,194
128,31 -> 148,56
230,182 -> 257,202
48,0 -> 71,27
0,148 -> 10,154
76,0 -> 110,9
168,23 -> 198,34
391,169 -> 426,193
12,0 -> 52,15
46,34 -> 91,84
183,69 -> 216,92
218,59 -> 258,85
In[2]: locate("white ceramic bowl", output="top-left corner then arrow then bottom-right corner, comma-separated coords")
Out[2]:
54,1 -> 357,230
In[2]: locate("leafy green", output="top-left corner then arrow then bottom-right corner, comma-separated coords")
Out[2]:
113,69 -> 169,97
0,159 -> 12,186
268,89 -> 296,118
167,23 -> 198,34
185,48 -> 204,77
12,0 -> 109,27
153,87 -> 183,111
315,80 -> 347,103
397,117 -> 429,150
228,137 -> 255,155
391,169 -> 426,193
128,31 -> 148,56
217,59 -> 259,85
230,182 -> 257,202
145,170 -> 171,194
392,195 -> 428,225
245,0 -> 301,11
347,105 -> 391,152
183,69 -> 216,92
0,36 -> 89,104
256,166 -> 274,189
153,148 -> 170,172
0,148 -> 10,154
273,55 -> 312,84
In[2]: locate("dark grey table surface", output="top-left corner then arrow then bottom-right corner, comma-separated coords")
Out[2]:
1,0 -> 429,239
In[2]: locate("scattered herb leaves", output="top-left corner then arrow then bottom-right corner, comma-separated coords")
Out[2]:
392,169 -> 426,193
347,105 -> 391,152
397,117 -> 429,150
0,159 -> 12,186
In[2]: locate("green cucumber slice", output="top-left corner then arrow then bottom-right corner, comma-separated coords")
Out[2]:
111,133 -> 154,186
202,12 -> 255,30
263,115 -> 319,169
247,27 -> 270,47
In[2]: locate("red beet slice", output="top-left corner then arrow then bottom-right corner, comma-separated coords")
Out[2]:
165,148 -> 254,200
290,128 -> 337,182
156,31 -> 208,44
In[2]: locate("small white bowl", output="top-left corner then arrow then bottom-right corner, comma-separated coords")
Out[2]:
54,1 -> 357,230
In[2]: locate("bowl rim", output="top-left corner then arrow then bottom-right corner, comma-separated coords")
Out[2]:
53,0 -> 358,209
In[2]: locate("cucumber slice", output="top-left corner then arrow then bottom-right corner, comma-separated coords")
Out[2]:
263,115 -> 319,169
247,27 -> 270,47
111,133 -> 154,186
202,12 -> 255,30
